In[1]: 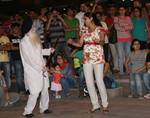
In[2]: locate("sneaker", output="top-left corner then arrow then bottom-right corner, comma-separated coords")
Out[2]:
144,94 -> 150,99
4,101 -> 9,107
4,100 -> 14,107
55,95 -> 61,99
128,94 -> 133,98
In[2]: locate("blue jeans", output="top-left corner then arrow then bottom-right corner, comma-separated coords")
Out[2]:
129,73 -> 143,96
117,42 -> 131,74
12,60 -> 25,92
0,62 -> 11,88
60,77 -> 75,96
60,78 -> 70,96
143,73 -> 150,94
0,86 -> 5,107
75,68 -> 85,91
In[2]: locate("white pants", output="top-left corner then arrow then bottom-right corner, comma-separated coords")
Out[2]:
23,83 -> 49,115
83,63 -> 108,109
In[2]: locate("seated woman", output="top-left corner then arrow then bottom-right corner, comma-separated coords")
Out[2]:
125,39 -> 147,99
55,54 -> 75,97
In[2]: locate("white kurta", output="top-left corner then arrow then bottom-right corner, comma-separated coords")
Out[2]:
20,35 -> 50,94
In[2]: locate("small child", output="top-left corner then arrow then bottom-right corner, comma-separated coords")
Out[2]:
50,65 -> 62,99
0,70 -> 12,107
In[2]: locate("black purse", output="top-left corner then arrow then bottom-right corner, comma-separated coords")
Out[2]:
108,24 -> 117,44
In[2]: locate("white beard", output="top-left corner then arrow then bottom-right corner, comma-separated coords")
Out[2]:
28,31 -> 41,47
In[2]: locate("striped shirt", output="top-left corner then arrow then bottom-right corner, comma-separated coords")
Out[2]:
48,18 -> 66,44
114,16 -> 133,42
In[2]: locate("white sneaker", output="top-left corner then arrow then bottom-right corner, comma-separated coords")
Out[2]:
4,101 -> 13,107
144,94 -> 150,99
128,94 -> 133,98
55,95 -> 61,99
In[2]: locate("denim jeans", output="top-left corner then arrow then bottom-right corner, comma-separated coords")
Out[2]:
60,78 -> 70,96
143,73 -> 150,94
0,62 -> 11,88
12,60 -> 25,92
0,86 -> 5,107
75,68 -> 85,91
117,42 -> 131,74
129,73 -> 143,96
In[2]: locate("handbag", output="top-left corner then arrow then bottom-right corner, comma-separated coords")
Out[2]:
108,24 -> 117,44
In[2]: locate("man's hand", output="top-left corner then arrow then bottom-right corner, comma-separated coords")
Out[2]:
42,66 -> 48,72
50,48 -> 55,54
67,39 -> 73,45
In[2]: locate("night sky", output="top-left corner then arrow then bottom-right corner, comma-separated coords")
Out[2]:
0,0 -> 150,15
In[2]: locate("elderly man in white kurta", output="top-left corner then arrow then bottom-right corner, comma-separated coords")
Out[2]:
20,17 -> 54,118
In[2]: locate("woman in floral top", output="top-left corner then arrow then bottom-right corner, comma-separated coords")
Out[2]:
68,12 -> 109,113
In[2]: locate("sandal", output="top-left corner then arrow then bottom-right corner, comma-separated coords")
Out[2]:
90,107 -> 100,113
102,107 -> 109,113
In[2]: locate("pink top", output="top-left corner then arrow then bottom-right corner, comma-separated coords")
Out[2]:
114,16 -> 133,42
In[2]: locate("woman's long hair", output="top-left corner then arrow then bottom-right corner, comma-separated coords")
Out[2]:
84,12 -> 102,27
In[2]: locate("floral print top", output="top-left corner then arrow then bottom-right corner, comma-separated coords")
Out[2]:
81,26 -> 105,64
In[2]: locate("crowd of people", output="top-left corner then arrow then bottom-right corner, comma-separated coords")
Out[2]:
0,0 -> 150,117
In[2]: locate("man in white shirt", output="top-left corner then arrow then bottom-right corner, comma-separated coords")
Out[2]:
20,17 -> 54,118
75,3 -> 88,30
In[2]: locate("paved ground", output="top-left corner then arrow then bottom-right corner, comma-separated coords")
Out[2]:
0,94 -> 150,118
0,75 -> 150,118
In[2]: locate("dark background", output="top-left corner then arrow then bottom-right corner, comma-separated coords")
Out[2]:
0,0 -> 112,15
0,0 -> 149,15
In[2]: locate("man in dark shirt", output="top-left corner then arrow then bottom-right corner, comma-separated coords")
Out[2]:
9,23 -> 25,94
46,8 -> 72,63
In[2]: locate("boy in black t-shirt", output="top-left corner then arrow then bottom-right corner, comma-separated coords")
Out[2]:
9,23 -> 25,94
